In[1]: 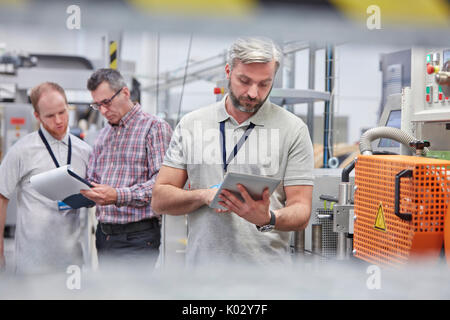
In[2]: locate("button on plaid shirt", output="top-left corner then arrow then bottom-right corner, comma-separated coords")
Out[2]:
87,103 -> 172,224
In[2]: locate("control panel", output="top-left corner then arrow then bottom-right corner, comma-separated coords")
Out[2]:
424,49 -> 450,108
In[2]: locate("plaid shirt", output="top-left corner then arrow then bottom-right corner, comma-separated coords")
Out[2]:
87,103 -> 172,224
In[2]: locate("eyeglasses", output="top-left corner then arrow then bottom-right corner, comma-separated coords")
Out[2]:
90,88 -> 123,110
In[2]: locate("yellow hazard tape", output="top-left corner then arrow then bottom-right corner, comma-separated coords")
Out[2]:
109,41 -> 117,70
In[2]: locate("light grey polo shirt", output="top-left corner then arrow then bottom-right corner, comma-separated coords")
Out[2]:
163,96 -> 314,267
0,125 -> 92,274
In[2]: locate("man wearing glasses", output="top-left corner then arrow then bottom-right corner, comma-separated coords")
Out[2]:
80,69 -> 172,269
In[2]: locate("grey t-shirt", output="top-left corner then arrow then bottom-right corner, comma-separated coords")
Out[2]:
0,126 -> 92,274
163,96 -> 314,267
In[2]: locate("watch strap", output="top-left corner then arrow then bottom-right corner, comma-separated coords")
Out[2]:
256,209 -> 276,232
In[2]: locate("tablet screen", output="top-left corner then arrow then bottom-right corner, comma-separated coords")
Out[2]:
209,172 -> 281,210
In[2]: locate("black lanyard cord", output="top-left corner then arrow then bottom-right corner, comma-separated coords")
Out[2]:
38,129 -> 72,168
220,121 -> 255,173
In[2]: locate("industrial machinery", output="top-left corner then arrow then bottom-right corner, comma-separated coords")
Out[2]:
0,103 -> 37,237
312,47 -> 450,267
353,134 -> 450,266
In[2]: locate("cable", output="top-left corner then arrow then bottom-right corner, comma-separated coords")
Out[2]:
324,45 -> 339,165
327,87 -> 336,159
328,49 -> 341,161
323,44 -> 333,168
176,33 -> 193,124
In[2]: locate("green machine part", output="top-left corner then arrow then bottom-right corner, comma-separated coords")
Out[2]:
426,151 -> 450,161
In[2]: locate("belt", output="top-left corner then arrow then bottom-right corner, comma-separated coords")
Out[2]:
99,218 -> 159,236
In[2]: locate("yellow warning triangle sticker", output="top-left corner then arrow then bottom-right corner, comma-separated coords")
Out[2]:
374,203 -> 387,231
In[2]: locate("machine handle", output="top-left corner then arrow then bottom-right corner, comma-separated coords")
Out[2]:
341,158 -> 356,183
394,169 -> 413,221
319,195 -> 339,203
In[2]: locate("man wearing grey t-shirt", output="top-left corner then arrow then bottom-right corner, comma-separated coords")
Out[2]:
0,82 -> 91,274
152,37 -> 314,267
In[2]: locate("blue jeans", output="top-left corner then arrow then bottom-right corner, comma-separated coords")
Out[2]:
95,221 -> 160,270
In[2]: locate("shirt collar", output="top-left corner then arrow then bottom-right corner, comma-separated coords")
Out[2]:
217,94 -> 269,127
40,124 -> 69,145
113,103 -> 141,128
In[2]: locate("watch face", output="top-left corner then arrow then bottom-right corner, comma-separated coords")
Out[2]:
259,225 -> 275,232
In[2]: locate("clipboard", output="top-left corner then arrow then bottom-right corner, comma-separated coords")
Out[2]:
209,172 -> 281,210
62,169 -> 95,209
30,165 -> 95,209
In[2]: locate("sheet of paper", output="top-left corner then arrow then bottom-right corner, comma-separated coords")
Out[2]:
30,165 -> 90,201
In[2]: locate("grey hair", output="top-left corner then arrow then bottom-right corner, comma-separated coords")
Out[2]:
227,37 -> 282,71
87,68 -> 127,92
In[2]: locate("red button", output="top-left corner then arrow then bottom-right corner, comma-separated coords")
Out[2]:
427,64 -> 435,74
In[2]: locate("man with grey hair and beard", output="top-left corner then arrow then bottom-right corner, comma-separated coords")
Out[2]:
152,37 -> 314,268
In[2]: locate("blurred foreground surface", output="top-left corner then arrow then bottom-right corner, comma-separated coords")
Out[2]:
1,252 -> 449,300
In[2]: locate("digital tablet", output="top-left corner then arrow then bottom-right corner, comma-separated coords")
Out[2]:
209,172 -> 281,210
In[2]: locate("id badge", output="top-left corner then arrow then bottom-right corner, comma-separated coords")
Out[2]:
58,201 -> 72,211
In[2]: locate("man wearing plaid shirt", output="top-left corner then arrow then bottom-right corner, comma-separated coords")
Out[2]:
81,69 -> 172,268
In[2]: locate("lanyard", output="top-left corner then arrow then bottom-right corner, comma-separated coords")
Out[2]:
38,129 -> 72,168
220,121 -> 255,173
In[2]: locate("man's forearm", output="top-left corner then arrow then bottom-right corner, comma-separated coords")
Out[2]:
273,203 -> 311,232
152,184 -> 209,216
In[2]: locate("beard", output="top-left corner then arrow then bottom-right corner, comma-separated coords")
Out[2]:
228,80 -> 271,113
41,121 -> 68,140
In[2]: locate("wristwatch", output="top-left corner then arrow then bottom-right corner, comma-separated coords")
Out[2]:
256,210 -> 276,232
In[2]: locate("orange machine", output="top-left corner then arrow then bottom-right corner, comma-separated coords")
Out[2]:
445,206 -> 450,266
353,155 -> 450,266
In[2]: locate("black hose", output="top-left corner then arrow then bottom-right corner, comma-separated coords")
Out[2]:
341,158 -> 356,183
